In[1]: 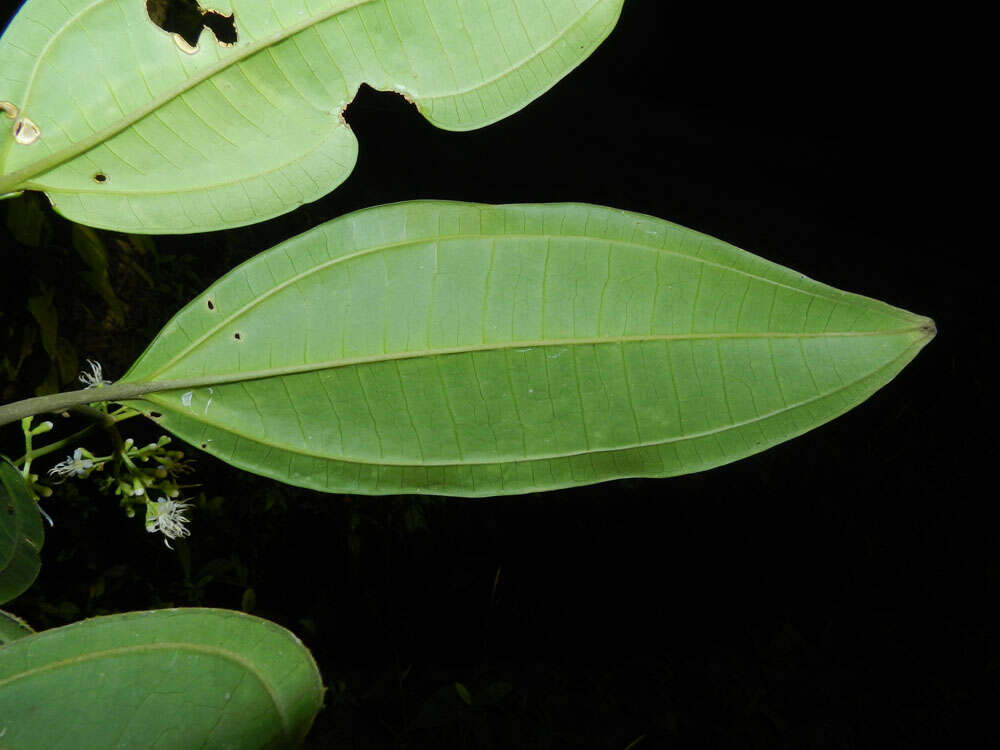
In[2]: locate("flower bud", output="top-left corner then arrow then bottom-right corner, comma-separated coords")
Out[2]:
31,420 -> 54,435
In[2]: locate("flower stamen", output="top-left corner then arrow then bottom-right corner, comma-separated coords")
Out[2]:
79,359 -> 111,389
48,448 -> 95,479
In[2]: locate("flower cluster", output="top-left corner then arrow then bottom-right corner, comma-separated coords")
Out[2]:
15,363 -> 199,547
17,360 -> 202,547
47,434 -> 196,547
99,436 -> 195,502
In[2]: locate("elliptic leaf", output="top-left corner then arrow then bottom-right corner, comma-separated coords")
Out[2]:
114,201 -> 934,497
0,608 -> 324,748
0,0 -> 624,233
0,457 -> 43,605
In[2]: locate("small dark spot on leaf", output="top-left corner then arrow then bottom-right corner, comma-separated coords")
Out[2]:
146,0 -> 237,49
200,443 -> 208,449
93,172 -> 108,183
233,332 -> 241,341
206,299 -> 215,310
149,411 -> 163,418
6,504 -> 14,515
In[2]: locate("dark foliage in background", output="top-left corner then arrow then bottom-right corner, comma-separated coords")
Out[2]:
0,1 -> 986,747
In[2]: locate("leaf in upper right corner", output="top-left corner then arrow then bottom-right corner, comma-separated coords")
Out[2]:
0,456 -> 43,606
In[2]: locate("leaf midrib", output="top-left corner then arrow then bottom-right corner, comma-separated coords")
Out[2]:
138,327 -> 927,392
140,333 -> 927,468
139,230 -> 909,381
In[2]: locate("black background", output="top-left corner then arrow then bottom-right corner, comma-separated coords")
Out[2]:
1,1 -> 988,747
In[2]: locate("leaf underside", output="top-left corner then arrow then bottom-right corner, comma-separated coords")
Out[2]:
0,457 -> 43,605
0,608 -> 324,748
118,201 -> 935,497
0,0 -> 624,233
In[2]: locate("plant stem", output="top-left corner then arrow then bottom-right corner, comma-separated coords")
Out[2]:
12,409 -> 141,466
17,424 -> 96,466
0,383 -> 160,428
21,417 -> 33,477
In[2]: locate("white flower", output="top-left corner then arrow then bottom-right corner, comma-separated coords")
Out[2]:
48,448 -> 94,479
145,498 -> 191,548
79,359 -> 111,389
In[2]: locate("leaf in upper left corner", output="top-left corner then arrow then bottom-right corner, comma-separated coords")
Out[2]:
0,456 -> 44,606
0,0 -> 625,233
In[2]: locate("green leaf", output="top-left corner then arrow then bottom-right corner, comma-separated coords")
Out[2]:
0,0 -> 624,233
25,288 -> 57,360
0,609 -> 34,645
0,608 -> 324,747
476,681 -> 513,707
72,225 -> 127,323
52,337 -> 79,386
114,202 -> 934,497
415,682 -> 467,728
0,457 -> 43,605
24,288 -> 76,395
4,194 -> 50,247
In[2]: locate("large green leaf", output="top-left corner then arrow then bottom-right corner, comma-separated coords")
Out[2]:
0,608 -> 324,747
0,0 -> 624,233
0,457 -> 43,605
111,201 -> 934,496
